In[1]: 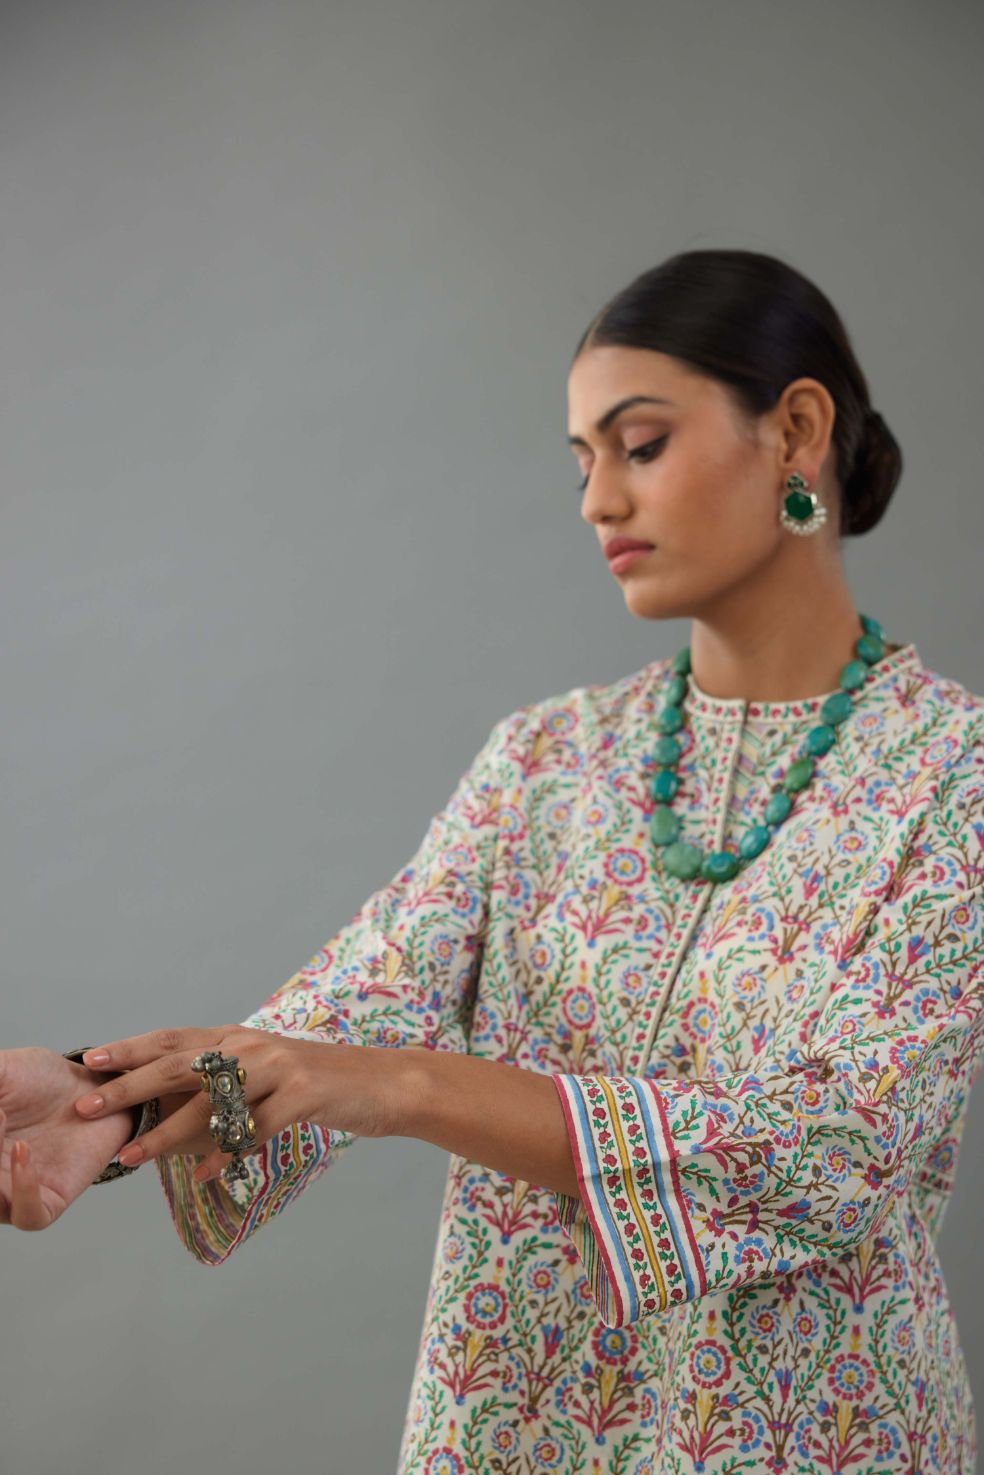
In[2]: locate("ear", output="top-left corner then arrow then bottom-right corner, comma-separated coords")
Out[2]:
775,377 -> 836,478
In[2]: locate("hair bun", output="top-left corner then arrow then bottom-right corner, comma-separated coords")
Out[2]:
842,407 -> 902,535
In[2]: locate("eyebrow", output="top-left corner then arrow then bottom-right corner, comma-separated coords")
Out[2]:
566,395 -> 676,447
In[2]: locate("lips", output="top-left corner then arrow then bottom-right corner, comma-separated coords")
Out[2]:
604,537 -> 655,560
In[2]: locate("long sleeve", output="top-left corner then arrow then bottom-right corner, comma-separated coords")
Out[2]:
156,702 -> 532,1265
550,727 -> 984,1328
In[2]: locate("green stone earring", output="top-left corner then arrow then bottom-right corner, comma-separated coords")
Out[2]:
779,471 -> 827,536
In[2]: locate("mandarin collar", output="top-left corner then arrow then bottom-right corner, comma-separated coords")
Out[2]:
672,641 -> 923,726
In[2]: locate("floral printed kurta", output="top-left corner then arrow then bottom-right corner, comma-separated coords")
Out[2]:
156,640 -> 984,1474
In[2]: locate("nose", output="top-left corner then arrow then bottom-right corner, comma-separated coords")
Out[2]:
579,455 -> 634,528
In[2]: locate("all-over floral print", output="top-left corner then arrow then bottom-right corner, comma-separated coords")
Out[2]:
155,641 -> 984,1474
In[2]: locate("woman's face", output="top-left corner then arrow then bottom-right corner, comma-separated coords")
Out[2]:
566,344 -> 839,622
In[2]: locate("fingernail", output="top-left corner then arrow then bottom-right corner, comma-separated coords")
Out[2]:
192,1165 -> 210,1183
14,1141 -> 29,1167
118,1144 -> 143,1166
83,1050 -> 110,1066
77,1095 -> 104,1114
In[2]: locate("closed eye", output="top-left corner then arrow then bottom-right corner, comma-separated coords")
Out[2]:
576,436 -> 668,493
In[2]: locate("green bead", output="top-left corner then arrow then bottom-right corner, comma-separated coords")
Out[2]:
650,768 -> 680,802
783,489 -> 815,522
839,659 -> 869,691
655,704 -> 684,735
764,790 -> 793,825
738,824 -> 771,860
662,841 -> 704,880
701,850 -> 739,883
856,632 -> 885,664
805,723 -> 837,756
782,755 -> 815,793
653,734 -> 682,766
643,610 -> 880,891
820,690 -> 854,726
650,805 -> 681,846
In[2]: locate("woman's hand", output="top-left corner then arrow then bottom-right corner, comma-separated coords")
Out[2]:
0,1047 -> 140,1230
71,1024 -> 405,1183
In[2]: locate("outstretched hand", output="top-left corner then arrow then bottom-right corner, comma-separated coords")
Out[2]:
70,1024 -> 404,1184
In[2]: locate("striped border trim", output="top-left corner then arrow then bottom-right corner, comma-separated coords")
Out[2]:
155,1122 -> 337,1266
637,1079 -> 706,1299
551,1074 -> 705,1321
552,1077 -> 627,1326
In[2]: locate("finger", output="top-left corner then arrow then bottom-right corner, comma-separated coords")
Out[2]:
192,1148 -> 248,1186
75,1045 -> 263,1125
114,1089 -> 227,1169
0,1108 -> 10,1221
10,1139 -> 52,1231
119,1085 -> 266,1179
78,1025 -> 228,1073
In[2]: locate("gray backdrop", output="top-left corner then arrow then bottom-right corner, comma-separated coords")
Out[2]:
2,2 -> 982,1472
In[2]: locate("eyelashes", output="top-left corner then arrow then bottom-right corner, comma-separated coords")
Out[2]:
575,435 -> 669,494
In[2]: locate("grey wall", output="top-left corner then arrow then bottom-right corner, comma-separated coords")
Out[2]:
2,2 -> 982,1472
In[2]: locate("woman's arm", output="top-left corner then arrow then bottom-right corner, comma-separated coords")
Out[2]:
396,1047 -> 580,1197
152,700 -> 541,1266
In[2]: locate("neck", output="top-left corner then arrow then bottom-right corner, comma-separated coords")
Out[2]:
686,564 -> 881,703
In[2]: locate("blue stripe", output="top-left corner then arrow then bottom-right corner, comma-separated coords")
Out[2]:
632,1080 -> 697,1300
567,1080 -> 638,1323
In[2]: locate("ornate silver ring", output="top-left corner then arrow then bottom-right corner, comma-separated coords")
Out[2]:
192,1049 -> 258,1184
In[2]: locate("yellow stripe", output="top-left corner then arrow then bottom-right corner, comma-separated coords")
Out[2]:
598,1077 -> 667,1307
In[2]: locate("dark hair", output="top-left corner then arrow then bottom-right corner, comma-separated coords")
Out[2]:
573,249 -> 902,537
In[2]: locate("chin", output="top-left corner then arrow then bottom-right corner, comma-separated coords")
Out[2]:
622,584 -> 688,622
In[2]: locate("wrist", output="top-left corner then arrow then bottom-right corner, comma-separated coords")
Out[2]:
345,1044 -> 432,1140
389,1046 -> 441,1141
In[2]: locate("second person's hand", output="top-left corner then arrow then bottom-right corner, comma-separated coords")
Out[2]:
0,1047 -> 140,1230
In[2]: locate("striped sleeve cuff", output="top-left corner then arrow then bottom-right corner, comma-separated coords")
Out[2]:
550,1073 -> 706,1327
155,1120 -> 344,1266
155,1025 -> 355,1265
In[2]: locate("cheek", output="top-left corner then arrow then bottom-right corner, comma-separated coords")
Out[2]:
659,477 -> 777,583
660,458 -> 756,538
686,450 -> 774,529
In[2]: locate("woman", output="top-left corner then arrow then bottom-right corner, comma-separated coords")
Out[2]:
3,248 -> 982,1474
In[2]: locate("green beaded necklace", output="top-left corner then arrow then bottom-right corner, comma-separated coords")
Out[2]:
650,613 -> 890,885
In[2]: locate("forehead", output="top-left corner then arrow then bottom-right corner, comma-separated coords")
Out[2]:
566,345 -> 709,426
